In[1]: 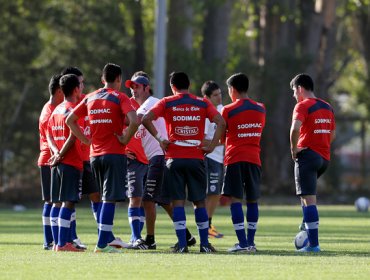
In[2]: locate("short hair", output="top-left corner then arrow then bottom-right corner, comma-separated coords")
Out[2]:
169,72 -> 190,90
226,73 -> 249,93
59,74 -> 80,97
49,74 -> 62,96
61,66 -> 83,77
102,63 -> 122,83
201,81 -> 220,97
290,73 -> 314,91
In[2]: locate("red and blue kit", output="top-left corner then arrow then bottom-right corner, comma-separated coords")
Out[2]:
72,88 -> 135,157
293,98 -> 335,160
79,94 -> 91,162
47,101 -> 83,171
38,102 -> 57,166
150,93 -> 219,160
222,98 -> 266,166
125,98 -> 148,164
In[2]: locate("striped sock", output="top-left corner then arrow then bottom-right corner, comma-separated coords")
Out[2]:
194,208 -> 209,246
128,207 -> 141,241
50,206 -> 60,245
58,207 -> 72,247
42,203 -> 53,245
97,202 -> 115,248
304,205 -> 319,247
246,202 -> 258,246
173,207 -> 187,248
230,202 -> 248,247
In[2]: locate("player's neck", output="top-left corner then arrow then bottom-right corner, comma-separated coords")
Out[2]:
174,89 -> 189,95
104,83 -> 120,91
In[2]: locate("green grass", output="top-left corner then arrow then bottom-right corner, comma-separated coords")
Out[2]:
0,205 -> 369,279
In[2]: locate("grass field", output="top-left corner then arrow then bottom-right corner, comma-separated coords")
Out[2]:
0,205 -> 369,279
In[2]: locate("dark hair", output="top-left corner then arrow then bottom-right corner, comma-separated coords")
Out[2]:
49,74 -> 62,96
103,63 -> 122,83
290,73 -> 314,91
201,81 -> 220,97
226,73 -> 249,93
169,72 -> 190,90
59,74 -> 80,97
132,71 -> 153,96
61,66 -> 83,77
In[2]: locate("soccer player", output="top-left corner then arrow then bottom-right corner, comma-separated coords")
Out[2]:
221,73 -> 265,253
47,74 -> 84,252
66,63 -> 139,253
142,71 -> 225,253
289,73 -> 335,252
126,72 -> 196,250
201,81 -> 225,239
38,74 -> 64,250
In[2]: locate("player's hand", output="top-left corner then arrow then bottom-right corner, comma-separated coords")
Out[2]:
81,137 -> 91,146
126,151 -> 136,160
201,145 -> 215,155
48,153 -> 62,166
159,139 -> 171,151
291,147 -> 306,161
115,132 -> 129,145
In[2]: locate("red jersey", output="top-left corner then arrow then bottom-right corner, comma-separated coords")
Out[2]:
125,98 -> 148,164
293,98 -> 335,160
222,98 -> 265,166
72,88 -> 135,157
38,102 -> 57,166
79,94 -> 91,162
150,93 -> 219,160
47,101 -> 83,170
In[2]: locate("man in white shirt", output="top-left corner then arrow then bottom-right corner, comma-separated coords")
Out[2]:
202,81 -> 225,238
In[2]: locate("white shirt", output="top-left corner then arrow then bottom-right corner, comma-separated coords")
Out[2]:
137,96 -> 168,160
204,104 -> 224,163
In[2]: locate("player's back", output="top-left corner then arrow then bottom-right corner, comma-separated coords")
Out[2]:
222,98 -> 265,166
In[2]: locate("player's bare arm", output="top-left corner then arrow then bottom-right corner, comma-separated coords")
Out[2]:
66,112 -> 90,145
202,113 -> 226,154
116,110 -> 139,145
290,119 -> 305,160
142,111 -> 170,151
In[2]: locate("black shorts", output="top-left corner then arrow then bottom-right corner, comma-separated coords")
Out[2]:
163,158 -> 207,202
205,157 -> 224,195
39,165 -> 51,201
294,148 -> 329,196
81,161 -> 100,195
126,159 -> 148,198
222,161 -> 261,201
51,163 -> 82,203
91,154 -> 127,201
143,155 -> 171,205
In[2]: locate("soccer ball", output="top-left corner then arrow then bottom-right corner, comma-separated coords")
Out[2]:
294,230 -> 309,250
355,197 -> 370,212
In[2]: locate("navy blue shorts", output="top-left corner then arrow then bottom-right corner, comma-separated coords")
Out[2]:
143,155 -> 171,205
294,148 -> 329,196
205,157 -> 224,195
81,161 -> 100,195
163,158 -> 207,202
222,161 -> 261,201
51,163 -> 81,203
91,154 -> 127,201
126,158 -> 148,198
39,165 -> 51,201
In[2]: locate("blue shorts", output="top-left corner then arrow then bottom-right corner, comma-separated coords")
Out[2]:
222,161 -> 261,201
51,163 -> 82,203
163,158 -> 207,202
143,155 -> 171,205
39,165 -> 51,201
91,154 -> 127,201
126,159 -> 148,198
81,161 -> 100,195
294,149 -> 329,196
205,157 -> 224,195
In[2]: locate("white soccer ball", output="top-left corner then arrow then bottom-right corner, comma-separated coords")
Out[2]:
294,230 -> 309,250
355,197 -> 370,212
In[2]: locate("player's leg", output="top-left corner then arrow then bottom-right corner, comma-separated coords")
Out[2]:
50,166 -> 62,249
40,166 -> 53,249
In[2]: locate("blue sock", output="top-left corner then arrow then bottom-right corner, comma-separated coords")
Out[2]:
173,207 -> 187,248
303,205 -> 319,247
230,202 -> 248,247
50,206 -> 60,245
246,202 -> 258,246
91,201 -> 102,223
128,207 -> 141,241
97,202 -> 115,248
301,204 -> 306,227
139,206 -> 145,234
58,207 -> 72,247
194,208 -> 209,246
42,203 -> 53,245
70,209 -> 78,242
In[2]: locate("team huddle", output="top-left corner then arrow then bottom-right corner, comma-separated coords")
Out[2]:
38,63 -> 335,254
